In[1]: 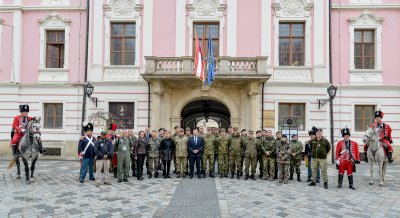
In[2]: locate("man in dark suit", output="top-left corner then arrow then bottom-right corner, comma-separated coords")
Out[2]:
188,129 -> 204,179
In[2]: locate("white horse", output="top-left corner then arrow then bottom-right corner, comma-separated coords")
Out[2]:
363,127 -> 388,186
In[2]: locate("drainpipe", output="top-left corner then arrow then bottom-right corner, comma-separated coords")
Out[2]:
329,0 -> 335,163
261,82 -> 265,130
148,82 -> 151,128
80,0 -> 90,136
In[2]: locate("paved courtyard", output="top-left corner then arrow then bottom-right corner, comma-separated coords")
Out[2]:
1,160 -> 400,218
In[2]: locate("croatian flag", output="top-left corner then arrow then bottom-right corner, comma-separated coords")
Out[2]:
194,29 -> 204,82
206,27 -> 215,86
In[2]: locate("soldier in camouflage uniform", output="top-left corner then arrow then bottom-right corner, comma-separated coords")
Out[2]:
128,130 -> 138,177
171,126 -> 179,174
213,127 -> 220,174
229,127 -> 243,179
217,128 -> 230,178
289,134 -> 303,182
244,130 -> 259,180
240,129 -> 247,176
174,128 -> 189,178
202,127 -> 216,178
277,135 -> 291,184
261,130 -> 276,181
273,131 -> 283,179
256,130 -> 264,179
147,130 -> 161,179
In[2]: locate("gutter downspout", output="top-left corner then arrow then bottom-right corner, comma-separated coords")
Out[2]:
329,0 -> 335,164
148,82 -> 151,128
80,0 -> 90,136
261,82 -> 265,130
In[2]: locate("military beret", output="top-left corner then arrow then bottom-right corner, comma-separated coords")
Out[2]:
282,134 -> 288,138
220,128 -> 226,132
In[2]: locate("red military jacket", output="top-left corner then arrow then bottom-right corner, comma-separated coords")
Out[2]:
336,140 -> 360,162
370,121 -> 392,143
12,115 -> 32,133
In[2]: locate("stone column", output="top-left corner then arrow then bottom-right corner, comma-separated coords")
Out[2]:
248,82 -> 260,131
150,81 -> 164,129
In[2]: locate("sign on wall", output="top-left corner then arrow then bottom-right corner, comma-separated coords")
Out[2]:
263,110 -> 275,128
109,102 -> 135,129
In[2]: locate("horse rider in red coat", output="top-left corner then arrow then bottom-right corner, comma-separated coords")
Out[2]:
364,110 -> 394,163
10,105 -> 46,158
336,128 -> 360,190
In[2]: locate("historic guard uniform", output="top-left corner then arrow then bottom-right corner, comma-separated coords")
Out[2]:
336,128 -> 360,189
364,110 -> 394,163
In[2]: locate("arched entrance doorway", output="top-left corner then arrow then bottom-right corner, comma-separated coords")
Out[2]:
181,100 -> 231,130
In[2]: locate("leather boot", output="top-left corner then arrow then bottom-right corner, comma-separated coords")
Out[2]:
388,152 -> 394,163
348,175 -> 356,190
155,173 -> 159,178
324,182 -> 328,189
297,174 -> 301,182
202,170 -> 206,178
113,167 -> 117,178
251,174 -> 256,180
308,181 -> 316,186
12,145 -> 18,158
244,174 -> 249,180
237,172 -> 240,180
337,174 -> 343,188
259,172 -> 263,179
289,173 -> 294,180
230,172 -> 234,179
224,174 -> 229,178
210,173 -> 215,178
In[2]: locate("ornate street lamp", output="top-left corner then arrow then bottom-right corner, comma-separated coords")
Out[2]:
318,85 -> 337,109
84,83 -> 97,107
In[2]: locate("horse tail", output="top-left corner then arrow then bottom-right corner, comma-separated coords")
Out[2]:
6,158 -> 16,171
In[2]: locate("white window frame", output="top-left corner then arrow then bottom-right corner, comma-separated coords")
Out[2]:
275,100 -> 309,133
186,0 -> 226,56
351,103 -> 379,134
104,0 -> 142,67
38,12 -> 70,83
105,99 -> 138,131
40,101 -> 66,132
41,0 -> 70,6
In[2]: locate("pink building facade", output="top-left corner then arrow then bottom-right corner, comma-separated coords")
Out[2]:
0,0 -> 397,161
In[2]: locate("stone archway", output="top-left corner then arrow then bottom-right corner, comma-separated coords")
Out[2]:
170,88 -> 240,129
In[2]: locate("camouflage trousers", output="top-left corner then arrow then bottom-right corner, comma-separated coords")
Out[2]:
202,154 -> 214,173
147,157 -> 159,174
229,155 -> 242,173
290,159 -> 301,175
262,157 -> 275,179
175,156 -> 188,174
244,156 -> 257,175
257,154 -> 264,174
218,154 -> 229,175
278,163 -> 290,182
312,158 -> 328,183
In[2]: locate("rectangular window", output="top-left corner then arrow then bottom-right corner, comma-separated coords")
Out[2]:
279,22 -> 305,66
355,105 -> 375,131
354,29 -> 375,69
111,23 -> 136,65
46,31 -> 65,68
109,102 -> 135,129
44,103 -> 63,129
193,23 -> 219,57
278,103 -> 305,130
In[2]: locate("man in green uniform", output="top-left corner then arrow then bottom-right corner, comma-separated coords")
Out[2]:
115,130 -> 133,183
174,128 -> 189,178
229,127 -> 244,179
256,130 -> 264,179
217,128 -> 230,178
244,130 -> 259,180
147,130 -> 161,178
289,134 -> 303,182
240,129 -> 247,176
213,127 -> 220,175
261,130 -> 276,181
308,128 -> 331,189
277,135 -> 291,184
201,127 -> 216,178
273,131 -> 283,179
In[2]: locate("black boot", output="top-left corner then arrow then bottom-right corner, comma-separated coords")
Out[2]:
230,172 -> 234,179
289,173 -> 294,180
210,173 -> 215,178
259,172 -> 263,179
297,174 -> 301,182
337,174 -> 343,188
324,182 -> 328,189
155,173 -> 159,178
113,167 -> 117,178
237,172 -> 240,180
388,152 -> 394,163
308,181 -> 316,186
202,170 -> 206,178
251,174 -> 256,180
348,175 -> 356,190
12,145 -> 18,158
244,174 -> 249,180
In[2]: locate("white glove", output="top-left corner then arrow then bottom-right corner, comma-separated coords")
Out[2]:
335,160 -> 340,165
21,129 -> 26,133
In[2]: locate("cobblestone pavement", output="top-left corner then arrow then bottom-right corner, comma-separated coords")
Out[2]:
1,160 -> 400,217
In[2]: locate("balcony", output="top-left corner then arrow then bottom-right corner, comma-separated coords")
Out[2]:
142,56 -> 270,86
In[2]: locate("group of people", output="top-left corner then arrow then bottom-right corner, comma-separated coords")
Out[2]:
74,110 -> 393,189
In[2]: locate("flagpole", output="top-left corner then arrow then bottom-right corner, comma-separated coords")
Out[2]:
202,26 -> 207,86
